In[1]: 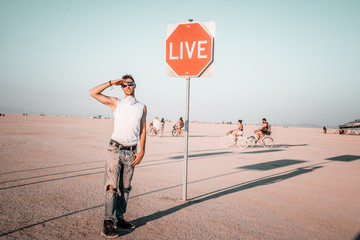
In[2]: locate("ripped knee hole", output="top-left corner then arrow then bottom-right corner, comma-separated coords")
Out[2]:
107,185 -> 132,192
106,185 -> 117,192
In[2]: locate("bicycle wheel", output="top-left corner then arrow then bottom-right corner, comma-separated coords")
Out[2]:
263,137 -> 274,149
237,137 -> 249,149
220,136 -> 234,148
148,128 -> 155,136
171,128 -> 177,137
157,128 -> 163,137
247,136 -> 256,148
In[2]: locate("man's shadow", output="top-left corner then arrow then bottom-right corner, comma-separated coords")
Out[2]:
118,165 -> 322,236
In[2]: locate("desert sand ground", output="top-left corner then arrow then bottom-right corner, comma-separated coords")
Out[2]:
0,114 -> 359,240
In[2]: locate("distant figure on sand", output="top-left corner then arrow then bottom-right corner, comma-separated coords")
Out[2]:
228,119 -> 243,138
89,74 -> 147,238
161,117 -> 165,129
255,118 -> 271,141
339,128 -> 346,135
323,126 -> 327,134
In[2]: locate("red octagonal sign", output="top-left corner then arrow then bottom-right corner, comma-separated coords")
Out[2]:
166,22 -> 214,77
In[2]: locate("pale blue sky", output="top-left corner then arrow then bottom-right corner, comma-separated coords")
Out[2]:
1,0 -> 359,127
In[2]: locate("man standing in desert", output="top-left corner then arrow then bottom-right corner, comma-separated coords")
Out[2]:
89,74 -> 147,238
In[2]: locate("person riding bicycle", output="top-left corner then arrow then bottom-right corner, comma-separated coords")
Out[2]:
175,117 -> 184,135
229,120 -> 243,138
255,118 -> 270,141
152,117 -> 162,134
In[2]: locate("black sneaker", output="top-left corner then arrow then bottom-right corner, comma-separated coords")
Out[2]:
101,220 -> 119,238
116,218 -> 135,230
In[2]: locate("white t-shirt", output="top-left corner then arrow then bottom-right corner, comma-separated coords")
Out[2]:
153,118 -> 162,129
111,96 -> 144,146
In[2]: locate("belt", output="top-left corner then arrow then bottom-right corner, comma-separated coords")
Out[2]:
109,139 -> 137,151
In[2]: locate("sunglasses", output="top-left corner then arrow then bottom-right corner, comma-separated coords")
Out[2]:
121,82 -> 135,88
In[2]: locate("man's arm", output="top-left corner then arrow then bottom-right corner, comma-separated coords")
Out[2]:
132,105 -> 147,166
89,79 -> 124,111
257,123 -> 266,131
233,125 -> 241,131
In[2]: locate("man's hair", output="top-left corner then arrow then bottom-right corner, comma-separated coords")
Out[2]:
262,118 -> 267,121
122,74 -> 135,83
238,119 -> 242,123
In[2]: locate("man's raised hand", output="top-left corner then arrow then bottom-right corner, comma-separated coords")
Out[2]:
111,79 -> 125,86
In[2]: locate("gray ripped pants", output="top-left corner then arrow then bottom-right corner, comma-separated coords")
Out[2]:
104,143 -> 136,223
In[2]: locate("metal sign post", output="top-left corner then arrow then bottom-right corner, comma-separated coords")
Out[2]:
183,77 -> 190,201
